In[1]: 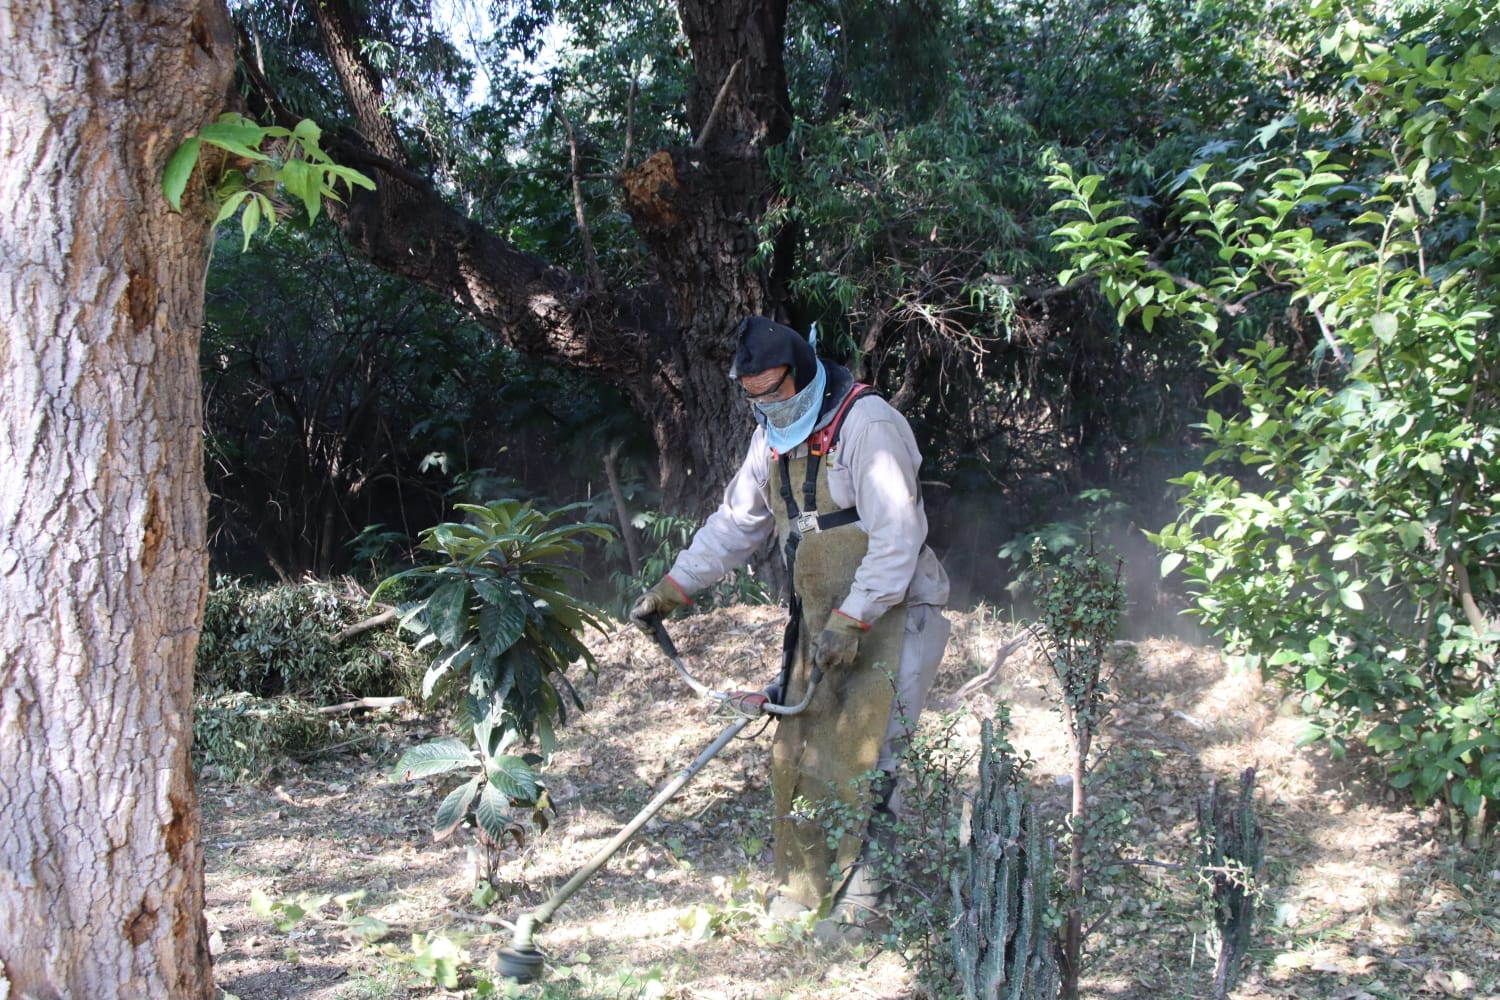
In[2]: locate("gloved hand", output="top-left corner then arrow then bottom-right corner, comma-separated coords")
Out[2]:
813,611 -> 868,670
628,577 -> 690,633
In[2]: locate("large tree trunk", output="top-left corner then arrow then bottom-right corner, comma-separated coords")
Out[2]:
0,2 -> 232,997
259,0 -> 792,515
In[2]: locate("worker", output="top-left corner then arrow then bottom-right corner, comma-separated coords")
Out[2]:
629,316 -> 951,934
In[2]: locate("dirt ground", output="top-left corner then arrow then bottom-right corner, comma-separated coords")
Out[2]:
204,605 -> 1500,999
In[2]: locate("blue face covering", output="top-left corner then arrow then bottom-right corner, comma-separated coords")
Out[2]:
756,361 -> 826,453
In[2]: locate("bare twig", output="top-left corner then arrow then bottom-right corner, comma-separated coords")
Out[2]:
951,634 -> 1029,702
444,908 -> 515,930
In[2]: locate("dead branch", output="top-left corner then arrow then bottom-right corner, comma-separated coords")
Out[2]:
316,701 -> 408,716
315,696 -> 407,715
331,607 -> 397,643
952,633 -> 1030,702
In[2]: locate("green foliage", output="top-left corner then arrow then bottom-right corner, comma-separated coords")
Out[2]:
805,712 -> 984,994
193,693 -> 331,780
197,579 -> 416,702
1024,536 -> 1125,996
380,499 -> 613,846
1050,1 -> 1500,816
164,113 -> 373,249
767,0 -> 1287,514
1027,538 -> 1126,752
194,578 -> 416,779
249,888 -> 389,945
760,101 -> 1040,367
997,490 -> 1128,583
201,217 -> 641,581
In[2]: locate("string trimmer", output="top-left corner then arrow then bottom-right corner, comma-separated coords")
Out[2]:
494,617 -> 820,983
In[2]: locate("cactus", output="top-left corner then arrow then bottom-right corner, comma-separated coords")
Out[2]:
951,719 -> 1060,1000
1197,766 -> 1264,999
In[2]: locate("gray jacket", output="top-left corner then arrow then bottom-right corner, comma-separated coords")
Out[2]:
667,393 -> 949,625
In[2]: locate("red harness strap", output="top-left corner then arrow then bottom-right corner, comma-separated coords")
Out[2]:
809,383 -> 877,457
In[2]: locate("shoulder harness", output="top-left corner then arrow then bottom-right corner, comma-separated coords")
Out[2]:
775,383 -> 878,539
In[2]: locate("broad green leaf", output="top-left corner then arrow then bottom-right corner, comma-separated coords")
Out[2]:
1294,725 -> 1325,748
212,189 -> 252,227
478,599 -> 527,659
291,118 -> 322,145
346,916 -> 390,942
198,116 -> 275,161
325,163 -> 376,191
162,138 -> 201,211
475,783 -> 516,844
393,738 -> 474,780
1370,312 -> 1398,343
433,777 -> 481,840
279,158 -> 320,223
1330,540 -> 1361,561
239,194 -> 263,252
426,580 -> 469,647
487,754 -> 540,803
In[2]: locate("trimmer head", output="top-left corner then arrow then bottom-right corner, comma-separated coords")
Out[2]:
495,943 -> 545,983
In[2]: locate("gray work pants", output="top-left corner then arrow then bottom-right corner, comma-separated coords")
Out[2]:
877,603 -> 952,773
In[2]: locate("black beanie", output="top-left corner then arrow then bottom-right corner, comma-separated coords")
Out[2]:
728,317 -> 818,391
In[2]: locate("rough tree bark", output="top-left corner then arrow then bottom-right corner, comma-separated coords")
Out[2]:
244,0 -> 793,515
0,2 -> 233,997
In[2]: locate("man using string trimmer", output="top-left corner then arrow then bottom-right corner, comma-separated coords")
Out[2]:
630,316 -> 951,938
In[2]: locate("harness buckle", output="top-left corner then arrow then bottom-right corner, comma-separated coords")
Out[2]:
796,511 -> 820,535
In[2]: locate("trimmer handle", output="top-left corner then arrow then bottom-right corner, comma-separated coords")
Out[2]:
648,615 -> 680,659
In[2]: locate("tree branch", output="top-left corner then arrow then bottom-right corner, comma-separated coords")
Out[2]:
315,696 -> 407,715
557,108 -> 605,292
949,634 -> 1030,703
331,607 -> 398,643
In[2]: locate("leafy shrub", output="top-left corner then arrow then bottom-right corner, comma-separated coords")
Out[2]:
1024,536 -> 1125,996
1051,3 -> 1500,825
381,500 -> 613,848
880,715 -> 978,992
198,578 -> 419,703
808,712 -> 985,995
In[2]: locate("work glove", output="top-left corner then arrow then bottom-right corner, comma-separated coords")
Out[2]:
813,611 -> 869,671
628,577 -> 690,633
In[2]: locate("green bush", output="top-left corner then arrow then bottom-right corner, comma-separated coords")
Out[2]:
1051,3 -> 1500,825
197,578 -> 418,703
193,692 -> 333,780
